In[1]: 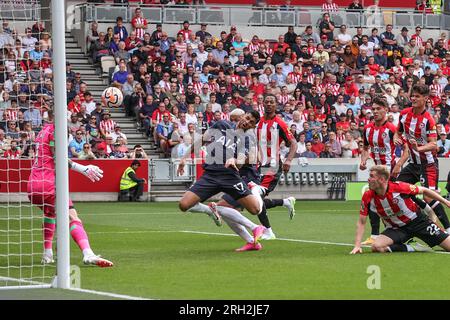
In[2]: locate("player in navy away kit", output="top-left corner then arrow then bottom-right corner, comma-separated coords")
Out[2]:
394,84 -> 450,233
178,110 -> 267,244
351,165 -> 450,254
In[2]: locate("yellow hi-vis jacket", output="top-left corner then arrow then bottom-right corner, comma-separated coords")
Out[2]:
120,167 -> 137,190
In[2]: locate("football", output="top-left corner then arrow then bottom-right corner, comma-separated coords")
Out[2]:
101,87 -> 123,108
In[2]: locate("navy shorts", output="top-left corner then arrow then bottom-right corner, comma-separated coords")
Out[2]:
221,172 -> 260,208
189,170 -> 252,203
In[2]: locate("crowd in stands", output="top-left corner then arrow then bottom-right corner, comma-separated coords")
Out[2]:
2,0 -> 450,161
0,20 -> 147,160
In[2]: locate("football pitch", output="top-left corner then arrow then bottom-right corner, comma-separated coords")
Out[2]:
1,200 -> 450,300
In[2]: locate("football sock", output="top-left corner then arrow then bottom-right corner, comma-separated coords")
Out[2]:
387,244 -> 409,252
429,200 -> 450,229
187,203 -> 212,215
43,215 -> 56,251
263,198 -> 283,209
368,209 -> 380,236
70,220 -> 91,253
257,205 -> 271,228
216,206 -> 258,230
221,216 -> 253,243
282,198 -> 291,207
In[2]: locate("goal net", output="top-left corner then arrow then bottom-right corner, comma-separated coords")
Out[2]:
0,0 -> 66,289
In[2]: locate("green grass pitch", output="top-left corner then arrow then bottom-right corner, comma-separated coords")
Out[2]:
1,200 -> 450,300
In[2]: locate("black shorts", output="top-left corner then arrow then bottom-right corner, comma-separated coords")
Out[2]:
189,170 -> 252,203
382,214 -> 449,248
259,166 -> 282,195
397,162 -> 439,190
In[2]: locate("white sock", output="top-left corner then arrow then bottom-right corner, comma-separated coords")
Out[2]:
222,216 -> 253,243
44,249 -> 53,256
405,245 -> 414,252
188,203 -> 213,215
446,228 -> 450,234
217,206 -> 258,230
83,248 -> 94,257
370,235 -> 379,239
282,199 -> 290,207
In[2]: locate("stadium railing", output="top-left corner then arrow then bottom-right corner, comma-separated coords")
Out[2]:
74,2 -> 448,30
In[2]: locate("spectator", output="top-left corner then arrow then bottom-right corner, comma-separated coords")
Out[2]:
438,131 -> 450,156
78,143 -> 96,160
131,8 -> 148,40
111,125 -> 128,144
68,130 -> 85,158
299,141 -> 317,158
311,134 -> 325,156
320,142 -> 336,158
341,132 -> 358,158
319,13 -> 335,42
114,16 -> 128,41
129,144 -> 148,159
3,139 -> 20,159
99,110 -> 117,138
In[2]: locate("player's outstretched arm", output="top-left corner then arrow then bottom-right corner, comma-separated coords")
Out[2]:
350,215 -> 367,254
419,186 -> 450,208
68,159 -> 104,182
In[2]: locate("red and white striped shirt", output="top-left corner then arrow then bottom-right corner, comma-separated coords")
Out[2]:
4,109 -> 18,121
363,121 -> 397,171
322,2 -> 339,13
131,17 -> 148,40
307,73 -> 315,84
192,81 -> 203,95
326,83 -> 341,96
398,107 -> 437,165
208,83 -> 219,93
248,43 -> 260,53
411,34 -> 423,48
100,119 -> 117,136
221,112 -> 230,121
430,84 -> 443,96
288,72 -> 302,84
254,103 -> 265,117
257,115 -> 294,167
231,75 -> 240,84
172,60 -> 187,72
307,46 -> 317,56
360,181 -> 420,228
278,94 -> 290,105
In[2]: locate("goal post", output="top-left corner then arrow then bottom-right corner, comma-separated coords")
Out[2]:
0,0 -> 70,290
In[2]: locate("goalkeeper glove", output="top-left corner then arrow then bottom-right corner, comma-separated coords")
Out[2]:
71,162 -> 104,182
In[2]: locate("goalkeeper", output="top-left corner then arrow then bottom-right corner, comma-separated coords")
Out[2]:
27,110 -> 113,267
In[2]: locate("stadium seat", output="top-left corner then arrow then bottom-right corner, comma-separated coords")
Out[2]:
286,172 -> 293,185
279,173 -> 285,185
315,173 -> 322,185
308,173 -> 315,185
101,56 -> 116,79
293,172 -> 300,185
301,172 -> 308,185
323,173 -> 329,185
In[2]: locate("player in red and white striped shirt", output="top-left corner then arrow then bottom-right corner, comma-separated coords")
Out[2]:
322,0 -> 339,13
360,96 -> 406,245
395,84 -> 450,233
350,165 -> 450,254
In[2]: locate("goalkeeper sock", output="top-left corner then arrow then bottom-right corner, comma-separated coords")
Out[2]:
43,216 -> 56,251
263,199 -> 283,209
429,200 -> 450,229
70,220 -> 91,253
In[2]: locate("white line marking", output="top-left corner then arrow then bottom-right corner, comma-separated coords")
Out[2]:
90,229 -> 450,255
68,288 -> 151,300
